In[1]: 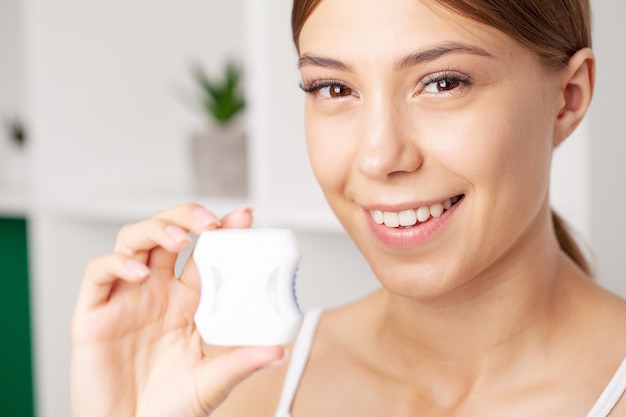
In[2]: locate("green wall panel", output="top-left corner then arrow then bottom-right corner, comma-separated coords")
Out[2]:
0,218 -> 35,417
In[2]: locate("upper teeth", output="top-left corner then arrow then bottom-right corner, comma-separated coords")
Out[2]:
370,196 -> 459,228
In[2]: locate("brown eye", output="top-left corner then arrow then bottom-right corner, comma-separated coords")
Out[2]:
436,79 -> 461,91
299,80 -> 359,99
421,73 -> 469,94
328,85 -> 354,98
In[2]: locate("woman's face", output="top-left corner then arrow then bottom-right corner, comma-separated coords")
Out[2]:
298,0 -> 564,299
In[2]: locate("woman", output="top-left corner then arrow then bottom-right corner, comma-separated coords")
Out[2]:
70,0 -> 626,416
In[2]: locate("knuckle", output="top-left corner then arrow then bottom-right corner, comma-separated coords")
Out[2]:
152,202 -> 205,220
84,253 -> 121,274
114,224 -> 135,251
115,219 -> 164,243
116,222 -> 138,240
84,254 -> 107,272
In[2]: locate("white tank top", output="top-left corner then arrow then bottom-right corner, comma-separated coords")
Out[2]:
274,308 -> 626,417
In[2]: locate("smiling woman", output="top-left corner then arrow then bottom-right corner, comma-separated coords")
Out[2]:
295,0 -> 592,275
69,1 -> 626,417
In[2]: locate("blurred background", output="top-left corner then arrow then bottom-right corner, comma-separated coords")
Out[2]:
0,0 -> 624,415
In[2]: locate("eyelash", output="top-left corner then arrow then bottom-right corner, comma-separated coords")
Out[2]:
298,79 -> 353,95
298,71 -> 472,99
417,70 -> 472,95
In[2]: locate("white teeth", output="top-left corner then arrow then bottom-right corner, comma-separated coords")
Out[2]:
430,203 -> 444,218
399,210 -> 417,227
383,211 -> 400,227
371,209 -> 384,224
416,206 -> 430,222
369,196 -> 461,228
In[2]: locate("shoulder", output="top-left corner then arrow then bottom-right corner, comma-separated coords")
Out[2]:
559,260 -> 626,345
580,279 -> 626,347
560,276 -> 626,407
564,271 -> 626,363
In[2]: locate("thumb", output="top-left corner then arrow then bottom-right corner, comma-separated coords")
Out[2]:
196,345 -> 285,413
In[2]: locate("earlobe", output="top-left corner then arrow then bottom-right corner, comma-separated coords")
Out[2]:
554,47 -> 595,146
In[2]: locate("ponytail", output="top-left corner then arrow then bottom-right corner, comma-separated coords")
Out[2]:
551,210 -> 593,275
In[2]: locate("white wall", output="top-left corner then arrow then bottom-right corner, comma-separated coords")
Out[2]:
551,120 -> 591,241
245,0 -> 324,208
588,0 -> 626,295
0,0 -> 28,186
27,0 -> 246,197
0,0 -> 25,130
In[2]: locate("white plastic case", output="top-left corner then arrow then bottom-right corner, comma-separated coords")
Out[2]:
193,228 -> 302,346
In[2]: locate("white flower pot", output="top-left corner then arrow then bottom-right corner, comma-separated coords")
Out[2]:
0,142 -> 28,188
190,123 -> 248,197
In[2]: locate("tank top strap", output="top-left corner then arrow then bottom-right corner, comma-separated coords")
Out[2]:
273,307 -> 325,417
586,357 -> 626,417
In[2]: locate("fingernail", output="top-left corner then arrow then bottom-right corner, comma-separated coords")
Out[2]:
192,207 -> 220,227
265,349 -> 289,369
232,205 -> 253,215
126,259 -> 150,278
165,225 -> 191,243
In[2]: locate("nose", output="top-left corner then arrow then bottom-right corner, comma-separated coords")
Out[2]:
356,98 -> 423,180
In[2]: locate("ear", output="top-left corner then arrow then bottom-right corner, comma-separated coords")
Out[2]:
553,47 -> 595,147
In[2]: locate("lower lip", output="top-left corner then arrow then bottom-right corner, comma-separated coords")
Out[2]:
366,199 -> 461,248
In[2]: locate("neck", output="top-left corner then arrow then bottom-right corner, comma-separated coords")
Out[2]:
372,213 -> 574,390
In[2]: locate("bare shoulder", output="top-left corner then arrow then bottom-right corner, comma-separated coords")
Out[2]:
565,275 -> 626,394
586,287 -> 626,414
584,280 -> 626,344
564,270 -> 626,364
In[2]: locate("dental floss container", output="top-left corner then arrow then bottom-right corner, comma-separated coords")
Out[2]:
193,228 -> 302,346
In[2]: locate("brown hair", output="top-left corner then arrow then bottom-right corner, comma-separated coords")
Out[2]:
291,0 -> 593,274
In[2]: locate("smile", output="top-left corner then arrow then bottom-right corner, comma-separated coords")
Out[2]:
369,195 -> 463,228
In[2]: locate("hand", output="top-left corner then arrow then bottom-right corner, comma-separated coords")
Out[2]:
70,204 -> 284,417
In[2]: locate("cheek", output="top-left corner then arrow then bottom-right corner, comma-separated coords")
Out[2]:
487,103 -> 554,197
304,111 -> 354,196
429,93 -> 554,199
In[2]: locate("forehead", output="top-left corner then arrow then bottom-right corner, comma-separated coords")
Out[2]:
298,0 -> 517,63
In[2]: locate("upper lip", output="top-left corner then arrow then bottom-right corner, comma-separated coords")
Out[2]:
360,194 -> 463,212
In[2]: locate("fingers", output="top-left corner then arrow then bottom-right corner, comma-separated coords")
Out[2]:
220,206 -> 253,229
76,253 -> 150,312
113,204 -> 252,262
177,257 -> 202,292
114,203 -> 221,258
152,203 -> 222,232
196,346 -> 285,413
78,203 -> 255,312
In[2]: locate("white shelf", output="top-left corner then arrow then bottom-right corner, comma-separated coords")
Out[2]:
0,185 -> 30,217
40,192 -> 244,222
36,191 -> 342,232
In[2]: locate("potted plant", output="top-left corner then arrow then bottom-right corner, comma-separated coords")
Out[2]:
6,117 -> 27,146
189,61 -> 248,197
1,116 -> 28,187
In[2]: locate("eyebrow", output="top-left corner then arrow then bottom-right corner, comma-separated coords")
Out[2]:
395,42 -> 493,70
297,55 -> 351,71
297,42 -> 493,71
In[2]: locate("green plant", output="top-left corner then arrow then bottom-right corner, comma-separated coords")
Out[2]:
4,117 -> 27,146
193,61 -> 245,126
